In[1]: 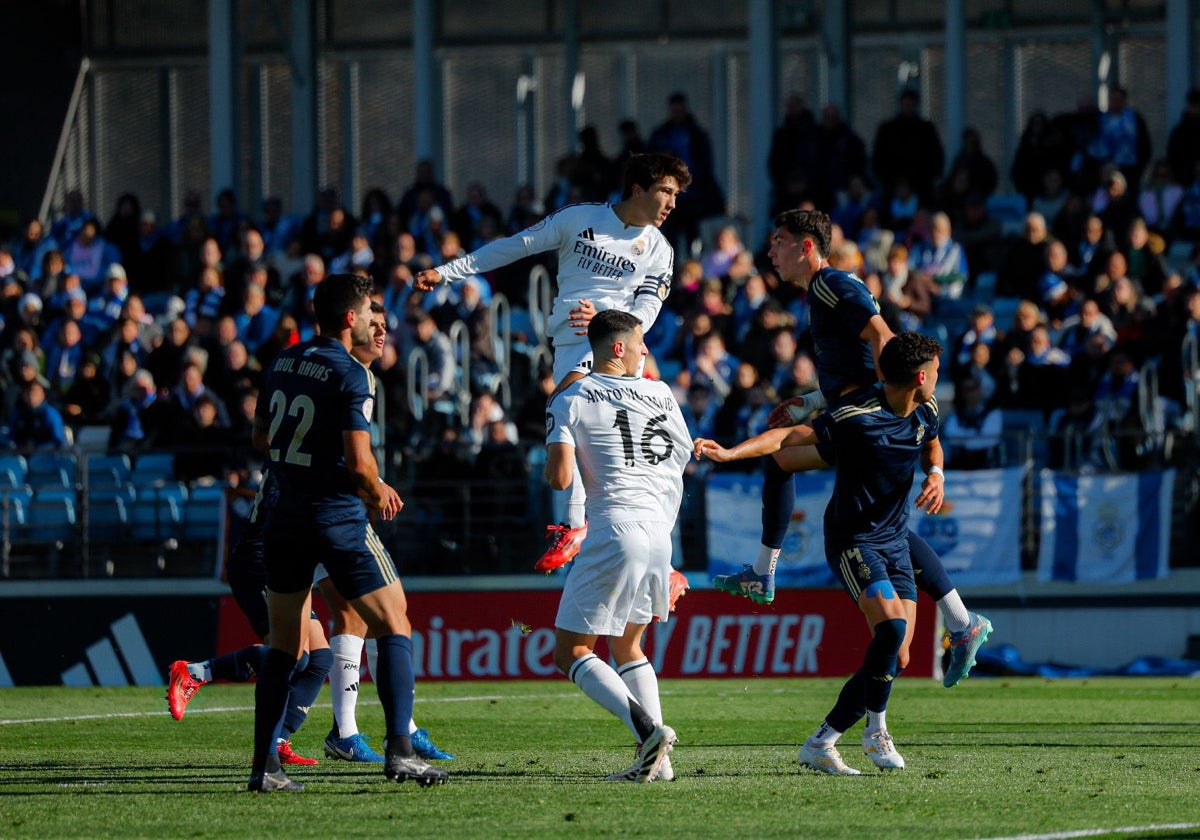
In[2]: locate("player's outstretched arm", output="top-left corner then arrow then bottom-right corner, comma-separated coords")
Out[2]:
693,425 -> 816,463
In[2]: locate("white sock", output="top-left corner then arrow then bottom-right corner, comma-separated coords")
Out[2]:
938,590 -> 972,633
188,662 -> 211,682
364,637 -> 378,682
865,710 -> 887,736
617,659 -> 662,726
568,654 -> 641,740
408,718 -> 419,735
566,470 -> 587,529
809,720 -> 842,747
329,634 -> 365,738
753,545 -> 781,577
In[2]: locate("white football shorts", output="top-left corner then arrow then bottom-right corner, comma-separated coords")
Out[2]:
555,520 -> 673,636
552,341 -> 593,383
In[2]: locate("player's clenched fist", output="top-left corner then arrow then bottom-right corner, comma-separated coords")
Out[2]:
414,268 -> 442,292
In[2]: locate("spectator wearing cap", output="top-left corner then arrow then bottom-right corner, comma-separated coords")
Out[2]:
16,293 -> 44,336
5,380 -> 67,453
88,263 -> 130,330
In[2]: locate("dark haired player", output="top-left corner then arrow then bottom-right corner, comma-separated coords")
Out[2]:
415,153 -> 692,595
248,273 -> 446,792
711,208 -> 991,688
696,331 -> 946,773
546,309 -> 689,782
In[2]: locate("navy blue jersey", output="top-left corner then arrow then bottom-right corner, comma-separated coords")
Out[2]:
255,336 -> 373,508
812,383 -> 940,550
807,266 -> 879,399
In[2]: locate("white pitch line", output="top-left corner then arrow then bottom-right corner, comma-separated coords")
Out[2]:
981,824 -> 1200,840
0,691 -> 582,726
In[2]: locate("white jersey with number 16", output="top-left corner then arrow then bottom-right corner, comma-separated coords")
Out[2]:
545,372 -> 691,527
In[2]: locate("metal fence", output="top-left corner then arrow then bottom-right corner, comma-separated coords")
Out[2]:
42,19 -> 1195,238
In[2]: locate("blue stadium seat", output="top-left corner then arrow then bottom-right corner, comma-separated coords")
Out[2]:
181,489 -> 223,541
130,493 -> 182,542
20,497 -> 77,545
0,454 -> 27,490
86,496 -> 129,543
129,452 -> 175,486
26,452 -> 76,491
0,487 -> 31,527
84,454 -> 131,492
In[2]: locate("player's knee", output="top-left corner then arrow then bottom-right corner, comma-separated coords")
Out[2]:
553,637 -> 592,675
873,617 -> 907,658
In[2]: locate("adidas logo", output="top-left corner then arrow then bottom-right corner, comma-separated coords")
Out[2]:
60,613 -> 161,687
577,227 -> 595,240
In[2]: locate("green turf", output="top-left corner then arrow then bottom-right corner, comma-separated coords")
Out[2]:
1,677 -> 1198,839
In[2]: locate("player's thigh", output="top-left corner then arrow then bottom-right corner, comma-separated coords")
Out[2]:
828,544 -> 906,622
552,342 -> 593,384
556,521 -> 670,636
265,587 -> 313,657
316,568 -> 368,637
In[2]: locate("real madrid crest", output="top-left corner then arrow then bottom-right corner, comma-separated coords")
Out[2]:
632,238 -> 646,256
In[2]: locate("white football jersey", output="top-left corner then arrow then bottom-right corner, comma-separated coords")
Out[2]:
546,372 -> 691,526
436,203 -> 674,349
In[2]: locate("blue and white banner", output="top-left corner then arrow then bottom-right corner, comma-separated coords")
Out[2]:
907,466 -> 1024,586
706,470 -> 837,587
1037,469 -> 1174,583
706,466 -> 1025,587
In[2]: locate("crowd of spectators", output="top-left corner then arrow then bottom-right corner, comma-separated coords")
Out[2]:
3,85 -> 1200,488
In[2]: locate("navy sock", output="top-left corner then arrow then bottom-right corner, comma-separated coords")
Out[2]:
825,669 -> 867,733
909,531 -> 954,601
252,648 -> 298,774
863,618 -> 906,714
760,456 -> 794,549
282,647 -> 332,737
374,634 -> 416,757
208,645 -> 269,682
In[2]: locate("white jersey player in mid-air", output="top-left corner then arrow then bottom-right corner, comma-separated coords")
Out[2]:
544,308 -> 691,782
414,153 -> 692,587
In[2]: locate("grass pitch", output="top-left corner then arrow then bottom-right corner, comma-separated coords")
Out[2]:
0,677 -> 1197,839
